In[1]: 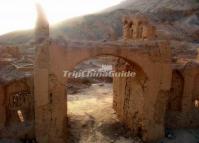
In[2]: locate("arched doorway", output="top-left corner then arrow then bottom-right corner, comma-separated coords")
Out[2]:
34,38 -> 172,143
33,5 -> 172,142
66,55 -> 147,142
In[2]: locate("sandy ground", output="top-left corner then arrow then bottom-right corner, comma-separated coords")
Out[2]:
67,83 -> 141,143
67,83 -> 199,143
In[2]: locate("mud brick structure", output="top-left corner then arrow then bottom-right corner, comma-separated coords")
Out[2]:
0,77 -> 34,136
0,5 -> 199,143
166,62 -> 199,129
123,15 -> 157,40
33,7 -> 171,143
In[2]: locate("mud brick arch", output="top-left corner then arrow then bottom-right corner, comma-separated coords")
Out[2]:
33,5 -> 172,143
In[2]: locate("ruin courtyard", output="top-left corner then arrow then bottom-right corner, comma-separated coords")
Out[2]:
0,1 -> 199,143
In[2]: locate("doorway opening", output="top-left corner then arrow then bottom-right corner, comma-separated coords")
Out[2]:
66,56 -> 143,143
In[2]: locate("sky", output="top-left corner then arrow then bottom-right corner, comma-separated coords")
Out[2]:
0,0 -> 124,35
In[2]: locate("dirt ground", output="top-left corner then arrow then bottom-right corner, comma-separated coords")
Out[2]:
67,83 -> 142,143
67,83 -> 199,143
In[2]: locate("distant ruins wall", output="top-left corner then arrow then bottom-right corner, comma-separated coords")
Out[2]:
123,15 -> 157,40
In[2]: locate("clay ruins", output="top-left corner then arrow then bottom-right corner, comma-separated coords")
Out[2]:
0,4 -> 199,143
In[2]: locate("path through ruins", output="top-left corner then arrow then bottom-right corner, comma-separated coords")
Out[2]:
67,83 -> 142,143
67,83 -> 199,143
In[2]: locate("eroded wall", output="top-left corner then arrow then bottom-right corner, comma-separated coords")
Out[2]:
123,15 -> 157,40
165,70 -> 185,128
4,78 -> 34,126
166,63 -> 199,128
193,73 -> 199,104
167,70 -> 184,112
113,58 -> 146,138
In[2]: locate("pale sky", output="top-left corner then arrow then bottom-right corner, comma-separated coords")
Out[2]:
0,0 -> 124,35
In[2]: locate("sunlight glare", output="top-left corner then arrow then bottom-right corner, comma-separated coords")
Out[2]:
0,0 -> 124,35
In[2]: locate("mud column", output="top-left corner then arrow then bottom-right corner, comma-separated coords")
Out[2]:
34,4 -> 66,143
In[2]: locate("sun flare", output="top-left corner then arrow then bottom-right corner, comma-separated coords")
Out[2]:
0,0 -> 124,35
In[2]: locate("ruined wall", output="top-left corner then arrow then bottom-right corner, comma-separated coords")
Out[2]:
190,73 -> 199,127
165,70 -> 185,128
167,70 -> 184,112
0,46 -> 21,59
166,64 -> 199,128
123,15 -> 157,40
3,78 -> 34,126
114,61 -> 199,137
113,58 -> 148,139
193,73 -> 199,103
112,17 -> 171,142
